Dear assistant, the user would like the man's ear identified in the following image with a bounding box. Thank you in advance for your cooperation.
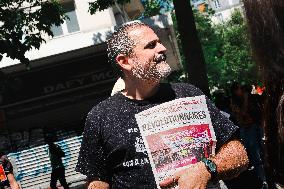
[116,54,132,71]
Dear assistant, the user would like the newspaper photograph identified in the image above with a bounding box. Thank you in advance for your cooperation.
[135,95,216,189]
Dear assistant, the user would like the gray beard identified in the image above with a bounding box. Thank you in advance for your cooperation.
[132,61,172,81]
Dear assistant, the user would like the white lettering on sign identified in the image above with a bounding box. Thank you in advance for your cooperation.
[43,78,85,94]
[91,70,113,82]
[43,70,114,94]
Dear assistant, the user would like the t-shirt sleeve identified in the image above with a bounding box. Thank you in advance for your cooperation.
[205,96,239,150]
[180,83,239,150]
[75,109,110,183]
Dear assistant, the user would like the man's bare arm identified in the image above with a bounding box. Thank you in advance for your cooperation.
[160,139,249,189]
[87,180,110,189]
[211,139,249,180]
[7,173,20,189]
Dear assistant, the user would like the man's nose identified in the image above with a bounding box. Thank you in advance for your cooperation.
[157,42,167,53]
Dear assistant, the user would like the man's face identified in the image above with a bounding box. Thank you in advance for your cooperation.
[127,26,171,82]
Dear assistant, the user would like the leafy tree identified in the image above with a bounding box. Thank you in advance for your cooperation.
[141,0,161,17]
[89,0,130,14]
[172,0,210,96]
[209,10,257,88]
[88,0,172,17]
[0,0,66,65]
[140,0,172,18]
[163,3,221,87]
[171,6,257,89]
[193,8,227,89]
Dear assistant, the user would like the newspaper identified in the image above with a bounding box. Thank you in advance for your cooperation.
[135,95,217,189]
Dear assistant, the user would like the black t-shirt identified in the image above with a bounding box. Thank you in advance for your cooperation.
[76,83,238,189]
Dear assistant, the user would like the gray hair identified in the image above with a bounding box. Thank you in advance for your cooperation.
[107,21,149,77]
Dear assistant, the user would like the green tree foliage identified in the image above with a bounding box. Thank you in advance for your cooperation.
[207,10,257,88]
[169,4,218,84]
[141,0,161,17]
[172,6,257,89]
[140,0,172,18]
[0,0,67,65]
[191,7,223,88]
[89,0,130,14]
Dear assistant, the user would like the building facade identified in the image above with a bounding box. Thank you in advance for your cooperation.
[0,0,181,188]
[190,0,243,23]
[207,0,243,23]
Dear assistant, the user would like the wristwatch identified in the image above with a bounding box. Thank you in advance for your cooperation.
[201,158,218,184]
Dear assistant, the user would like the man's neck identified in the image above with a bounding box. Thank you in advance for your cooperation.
[122,77,160,100]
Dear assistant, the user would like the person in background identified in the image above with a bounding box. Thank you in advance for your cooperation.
[46,135,70,189]
[0,152,20,189]
[212,89,231,119]
[243,0,284,188]
[230,83,267,189]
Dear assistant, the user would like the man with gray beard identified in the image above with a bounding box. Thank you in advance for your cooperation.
[76,22,248,189]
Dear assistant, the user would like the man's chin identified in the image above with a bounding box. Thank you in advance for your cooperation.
[146,70,171,83]
[139,75,164,84]
[132,62,171,82]
[157,63,172,79]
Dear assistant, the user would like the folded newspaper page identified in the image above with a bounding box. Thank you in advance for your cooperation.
[135,95,217,189]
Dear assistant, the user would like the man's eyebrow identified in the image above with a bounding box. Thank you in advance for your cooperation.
[144,39,160,49]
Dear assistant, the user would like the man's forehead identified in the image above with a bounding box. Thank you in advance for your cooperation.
[127,26,159,45]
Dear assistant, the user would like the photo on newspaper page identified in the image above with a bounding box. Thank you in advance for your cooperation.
[135,95,217,189]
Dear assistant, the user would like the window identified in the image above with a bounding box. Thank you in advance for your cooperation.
[51,1,80,37]
[213,0,221,8]
[50,24,63,36]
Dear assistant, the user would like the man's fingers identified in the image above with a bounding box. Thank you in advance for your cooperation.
[159,175,179,187]
[159,177,174,187]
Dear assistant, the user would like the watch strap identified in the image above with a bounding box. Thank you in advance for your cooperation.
[201,158,218,184]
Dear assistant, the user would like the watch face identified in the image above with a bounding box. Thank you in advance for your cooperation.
[208,161,217,172]
[203,158,217,173]
[202,158,218,183]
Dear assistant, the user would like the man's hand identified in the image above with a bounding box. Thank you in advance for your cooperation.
[159,139,248,189]
[159,162,211,189]
[87,180,110,189]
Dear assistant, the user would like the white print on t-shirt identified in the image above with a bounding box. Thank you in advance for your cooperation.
[135,136,147,155]
[123,157,150,167]
[127,127,139,133]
